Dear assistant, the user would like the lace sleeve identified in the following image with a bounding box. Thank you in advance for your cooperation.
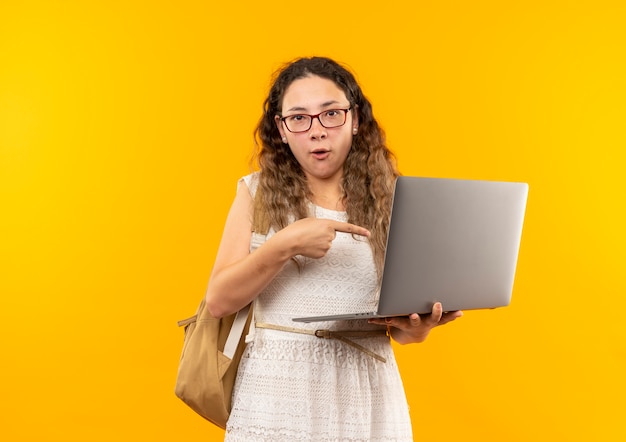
[240,172,259,199]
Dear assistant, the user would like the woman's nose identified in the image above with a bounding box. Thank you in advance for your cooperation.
[308,116,327,138]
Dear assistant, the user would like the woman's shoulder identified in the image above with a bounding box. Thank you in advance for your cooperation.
[239,171,260,198]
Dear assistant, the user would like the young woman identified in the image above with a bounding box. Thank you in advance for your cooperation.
[205,56,462,441]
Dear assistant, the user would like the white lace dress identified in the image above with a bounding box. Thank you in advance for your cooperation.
[225,173,413,441]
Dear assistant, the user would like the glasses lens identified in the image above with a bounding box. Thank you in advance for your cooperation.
[319,109,347,128]
[283,109,349,132]
[284,115,311,132]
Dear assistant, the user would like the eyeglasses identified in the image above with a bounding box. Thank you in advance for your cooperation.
[280,107,352,133]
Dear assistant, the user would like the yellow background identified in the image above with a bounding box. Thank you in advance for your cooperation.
[1,1,624,440]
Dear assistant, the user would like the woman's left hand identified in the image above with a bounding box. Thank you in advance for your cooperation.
[368,302,463,345]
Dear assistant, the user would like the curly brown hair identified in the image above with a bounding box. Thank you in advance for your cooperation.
[251,56,399,276]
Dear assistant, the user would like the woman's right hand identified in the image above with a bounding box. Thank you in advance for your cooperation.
[275,217,370,259]
[206,179,369,318]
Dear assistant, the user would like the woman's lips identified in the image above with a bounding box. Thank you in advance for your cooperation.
[311,149,330,160]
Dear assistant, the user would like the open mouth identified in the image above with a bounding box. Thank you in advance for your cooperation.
[311,149,330,160]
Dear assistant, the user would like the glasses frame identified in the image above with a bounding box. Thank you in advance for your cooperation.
[280,107,352,133]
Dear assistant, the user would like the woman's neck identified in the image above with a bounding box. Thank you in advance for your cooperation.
[307,176,345,211]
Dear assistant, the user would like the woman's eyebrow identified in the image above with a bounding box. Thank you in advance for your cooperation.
[285,106,308,113]
[285,100,342,113]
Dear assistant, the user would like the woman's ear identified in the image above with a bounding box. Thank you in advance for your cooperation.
[275,115,288,143]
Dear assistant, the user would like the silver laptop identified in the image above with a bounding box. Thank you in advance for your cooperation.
[292,176,529,323]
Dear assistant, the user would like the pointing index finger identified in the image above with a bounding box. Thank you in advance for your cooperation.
[331,221,370,237]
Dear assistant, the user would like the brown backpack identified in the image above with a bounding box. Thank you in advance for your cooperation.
[174,298,252,429]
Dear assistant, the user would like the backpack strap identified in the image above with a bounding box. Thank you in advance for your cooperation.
[223,303,251,359]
